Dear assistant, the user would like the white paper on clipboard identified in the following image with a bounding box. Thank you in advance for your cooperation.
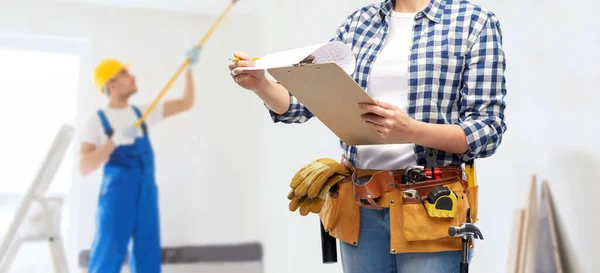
[240,41,356,75]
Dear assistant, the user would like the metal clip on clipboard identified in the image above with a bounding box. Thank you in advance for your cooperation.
[292,54,316,67]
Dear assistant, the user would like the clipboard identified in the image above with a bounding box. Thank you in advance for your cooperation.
[268,62,409,146]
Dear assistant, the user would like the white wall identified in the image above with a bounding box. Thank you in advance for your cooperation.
[471,0,598,271]
[0,0,264,272]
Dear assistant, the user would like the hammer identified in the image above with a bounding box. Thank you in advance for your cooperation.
[448,209,484,273]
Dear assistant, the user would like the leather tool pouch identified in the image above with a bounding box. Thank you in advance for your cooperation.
[319,178,360,245]
[352,171,397,210]
[395,176,470,242]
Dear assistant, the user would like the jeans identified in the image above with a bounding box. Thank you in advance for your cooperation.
[340,207,474,273]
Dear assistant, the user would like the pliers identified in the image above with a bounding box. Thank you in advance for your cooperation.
[402,166,431,184]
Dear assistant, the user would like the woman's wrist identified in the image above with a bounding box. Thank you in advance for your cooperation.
[406,119,428,144]
[408,121,469,154]
[252,77,275,95]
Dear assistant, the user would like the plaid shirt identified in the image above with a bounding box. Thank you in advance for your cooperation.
[268,0,507,167]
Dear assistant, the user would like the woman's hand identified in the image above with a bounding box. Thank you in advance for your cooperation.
[228,51,268,93]
[359,100,421,143]
[360,99,470,154]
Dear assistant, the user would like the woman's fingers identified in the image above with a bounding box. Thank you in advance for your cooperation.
[233,50,250,60]
[229,50,264,87]
[361,113,386,126]
[234,60,255,68]
[229,60,254,70]
[229,56,256,77]
[232,66,258,76]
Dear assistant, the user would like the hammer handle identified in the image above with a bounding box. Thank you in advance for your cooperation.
[320,220,337,263]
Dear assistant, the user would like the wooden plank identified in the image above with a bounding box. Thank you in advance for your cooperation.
[534,180,564,273]
[517,175,538,273]
[507,208,525,273]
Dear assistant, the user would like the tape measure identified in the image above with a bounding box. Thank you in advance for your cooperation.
[424,186,458,218]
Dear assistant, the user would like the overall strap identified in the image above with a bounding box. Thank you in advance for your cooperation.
[97,109,114,138]
[131,105,148,136]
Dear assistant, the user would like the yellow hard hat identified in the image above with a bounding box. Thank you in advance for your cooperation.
[93,58,130,94]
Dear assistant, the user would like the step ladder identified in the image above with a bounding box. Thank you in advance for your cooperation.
[0,123,74,273]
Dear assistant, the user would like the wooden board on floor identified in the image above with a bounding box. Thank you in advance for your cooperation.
[534,180,564,273]
[517,175,538,273]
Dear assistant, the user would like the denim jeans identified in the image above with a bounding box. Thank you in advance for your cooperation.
[340,207,474,273]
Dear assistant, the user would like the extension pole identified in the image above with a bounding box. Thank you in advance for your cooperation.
[135,0,240,128]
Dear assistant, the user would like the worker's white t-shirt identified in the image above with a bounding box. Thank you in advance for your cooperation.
[79,102,165,148]
[354,10,418,170]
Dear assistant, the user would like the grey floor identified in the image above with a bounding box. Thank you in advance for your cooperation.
[1,194,263,273]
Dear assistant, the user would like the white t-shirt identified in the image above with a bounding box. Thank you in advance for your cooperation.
[354,10,418,170]
[79,102,165,148]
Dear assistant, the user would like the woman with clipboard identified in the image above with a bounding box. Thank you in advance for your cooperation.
[229,0,507,272]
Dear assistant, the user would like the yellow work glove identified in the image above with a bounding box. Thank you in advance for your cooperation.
[289,158,350,199]
[288,174,345,216]
[288,174,346,216]
[287,157,349,216]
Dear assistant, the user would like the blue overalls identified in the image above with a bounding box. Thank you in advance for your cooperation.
[88,105,161,273]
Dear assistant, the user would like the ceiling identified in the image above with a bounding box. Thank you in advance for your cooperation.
[55,0,259,15]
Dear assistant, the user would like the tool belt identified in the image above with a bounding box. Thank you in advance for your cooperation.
[319,155,479,253]
[341,156,464,210]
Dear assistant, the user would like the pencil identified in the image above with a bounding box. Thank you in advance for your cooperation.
[230,57,260,61]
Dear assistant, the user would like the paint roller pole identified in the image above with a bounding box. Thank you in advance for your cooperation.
[320,220,337,263]
[134,0,240,128]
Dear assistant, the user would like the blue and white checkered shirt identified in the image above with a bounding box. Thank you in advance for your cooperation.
[268,0,507,167]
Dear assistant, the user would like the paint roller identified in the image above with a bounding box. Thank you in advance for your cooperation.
[134,0,240,128]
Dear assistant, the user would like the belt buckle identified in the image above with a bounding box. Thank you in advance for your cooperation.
[341,155,355,173]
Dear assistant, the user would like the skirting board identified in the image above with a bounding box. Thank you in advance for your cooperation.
[127,263,263,273]
[80,262,264,273]
[78,242,262,268]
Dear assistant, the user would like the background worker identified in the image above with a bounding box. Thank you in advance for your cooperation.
[77,46,201,273]
[228,0,507,272]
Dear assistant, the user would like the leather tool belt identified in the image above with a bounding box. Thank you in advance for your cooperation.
[340,156,463,210]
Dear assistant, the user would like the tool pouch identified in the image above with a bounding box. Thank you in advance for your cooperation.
[352,171,396,210]
[394,177,471,242]
[319,179,360,246]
